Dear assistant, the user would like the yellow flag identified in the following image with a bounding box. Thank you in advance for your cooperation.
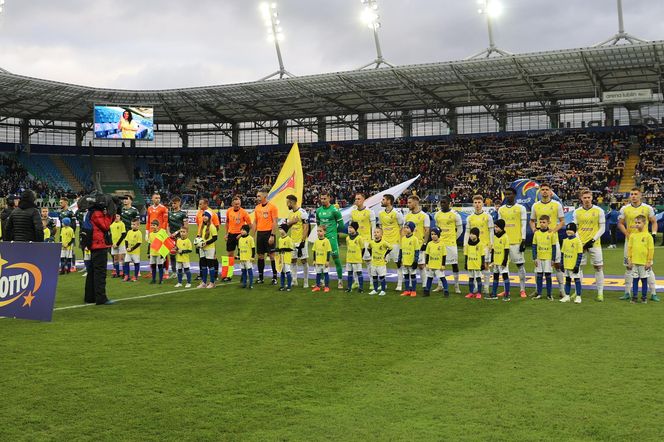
[266,142,304,218]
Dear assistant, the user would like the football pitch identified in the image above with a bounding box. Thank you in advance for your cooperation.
[2,226,664,441]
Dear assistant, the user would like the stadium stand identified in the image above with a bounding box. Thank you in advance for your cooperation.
[636,129,664,205]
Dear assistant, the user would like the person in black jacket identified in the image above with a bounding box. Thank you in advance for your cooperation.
[4,190,44,242]
[0,196,16,240]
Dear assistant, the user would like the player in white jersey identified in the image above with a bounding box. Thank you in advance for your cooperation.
[618,187,659,301]
[498,187,528,298]
[464,195,494,294]
[377,194,405,290]
[434,196,463,293]
[530,183,566,297]
[572,189,606,301]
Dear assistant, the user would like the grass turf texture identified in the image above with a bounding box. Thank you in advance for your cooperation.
[2,226,664,441]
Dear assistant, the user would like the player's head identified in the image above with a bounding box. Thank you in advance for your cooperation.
[150,219,160,232]
[381,194,394,208]
[430,227,441,241]
[279,223,289,237]
[256,187,269,204]
[59,197,68,209]
[131,218,140,230]
[41,207,49,218]
[317,224,326,238]
[170,196,181,210]
[472,194,483,212]
[469,227,480,242]
[286,194,297,210]
[180,225,188,237]
[319,191,331,207]
[348,221,359,236]
[202,211,212,226]
[404,221,415,236]
[440,196,451,211]
[151,193,160,206]
[407,195,420,211]
[232,196,242,209]
[124,194,133,207]
[579,189,593,208]
[241,224,251,236]
[539,183,552,200]
[630,187,642,205]
[565,222,577,237]
[198,198,209,210]
[494,199,502,208]
[504,188,516,204]
[354,193,366,208]
[634,215,647,230]
[538,214,550,230]
[62,217,71,227]
[373,226,383,241]
[494,219,506,234]
[122,109,133,123]
[114,213,121,222]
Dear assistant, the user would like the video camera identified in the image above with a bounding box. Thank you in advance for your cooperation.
[76,192,121,217]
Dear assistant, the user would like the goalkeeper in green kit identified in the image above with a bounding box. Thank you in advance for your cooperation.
[316,190,345,289]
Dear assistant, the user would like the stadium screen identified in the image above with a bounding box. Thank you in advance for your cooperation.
[94,105,154,141]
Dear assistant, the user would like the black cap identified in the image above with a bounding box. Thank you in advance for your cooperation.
[495,219,506,230]
[566,222,577,232]
[470,227,480,237]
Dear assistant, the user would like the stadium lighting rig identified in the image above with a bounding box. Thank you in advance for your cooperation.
[468,0,511,59]
[594,0,645,46]
[0,0,6,16]
[356,0,394,70]
[258,2,295,81]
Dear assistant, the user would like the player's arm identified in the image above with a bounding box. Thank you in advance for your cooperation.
[617,207,628,236]
[520,206,527,240]
[554,203,565,233]
[455,212,462,241]
[589,209,605,247]
[626,236,633,267]
[649,208,657,235]
[270,207,279,239]
[396,210,404,228]
[116,230,127,247]
[646,236,654,268]
[369,210,376,236]
[532,235,538,261]
[529,205,537,232]
[334,208,344,234]
[487,214,495,246]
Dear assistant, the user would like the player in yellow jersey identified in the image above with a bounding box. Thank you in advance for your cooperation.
[491,219,511,300]
[423,227,448,297]
[351,193,376,269]
[59,218,75,274]
[378,194,404,290]
[399,221,422,297]
[110,214,127,278]
[345,222,365,293]
[464,227,484,299]
[560,223,584,304]
[434,196,462,293]
[237,225,256,289]
[498,187,528,298]
[277,223,295,292]
[627,215,655,303]
[531,215,558,300]
[286,195,310,288]
[464,195,494,295]
[123,218,142,282]
[405,195,430,293]
[197,211,219,289]
[572,190,606,301]
[368,227,392,296]
[618,187,658,301]
[311,225,332,293]
[174,225,193,288]
[529,183,566,297]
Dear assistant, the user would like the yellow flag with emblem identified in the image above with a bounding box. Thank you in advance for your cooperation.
[265,142,304,219]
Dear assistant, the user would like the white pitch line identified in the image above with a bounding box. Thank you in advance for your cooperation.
[53,286,202,311]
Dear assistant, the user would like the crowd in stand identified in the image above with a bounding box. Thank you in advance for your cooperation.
[636,131,664,205]
[0,155,70,200]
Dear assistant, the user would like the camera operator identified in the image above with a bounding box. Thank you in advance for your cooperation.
[84,196,119,305]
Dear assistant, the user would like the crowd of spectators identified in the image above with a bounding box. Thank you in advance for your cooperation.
[635,130,664,205]
[0,155,70,201]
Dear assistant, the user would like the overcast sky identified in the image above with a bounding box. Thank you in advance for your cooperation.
[0,0,661,90]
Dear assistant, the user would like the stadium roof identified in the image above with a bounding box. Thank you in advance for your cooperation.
[0,41,662,125]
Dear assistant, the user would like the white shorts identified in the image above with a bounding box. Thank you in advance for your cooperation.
[427,268,446,279]
[292,241,309,260]
[564,269,583,279]
[346,263,363,272]
[418,250,426,266]
[404,266,418,276]
[371,265,387,277]
[282,263,292,273]
[239,260,253,270]
[149,255,164,265]
[315,264,328,273]
[386,244,400,263]
[581,246,603,266]
[111,244,127,255]
[535,259,553,274]
[199,248,216,259]
[491,264,509,275]
[175,262,190,271]
[484,246,492,263]
[468,269,483,279]
[445,245,458,265]
[509,244,525,265]
[631,265,653,279]
[60,249,73,259]
[124,254,141,264]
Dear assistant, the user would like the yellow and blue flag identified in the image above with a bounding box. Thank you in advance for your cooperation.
[266,142,304,218]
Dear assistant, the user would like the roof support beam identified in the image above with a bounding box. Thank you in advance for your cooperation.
[449,64,500,121]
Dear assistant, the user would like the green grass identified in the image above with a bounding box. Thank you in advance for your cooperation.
[1,227,663,441]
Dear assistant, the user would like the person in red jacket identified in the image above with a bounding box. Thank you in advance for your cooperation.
[85,207,116,305]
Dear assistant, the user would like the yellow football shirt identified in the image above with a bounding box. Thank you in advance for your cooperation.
[425,241,446,270]
[345,235,364,264]
[400,234,422,266]
[238,235,255,261]
[312,238,332,265]
[561,236,583,270]
[628,231,655,265]
[369,240,392,267]
[533,230,558,261]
